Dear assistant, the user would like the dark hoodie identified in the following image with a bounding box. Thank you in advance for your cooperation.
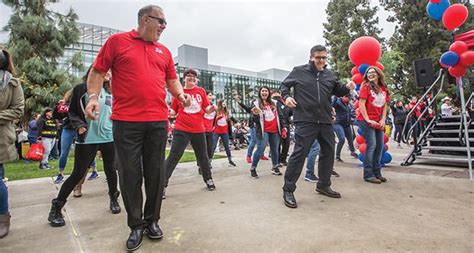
[36,109,58,139]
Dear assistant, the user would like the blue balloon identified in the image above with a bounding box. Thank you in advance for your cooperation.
[357,127,364,136]
[440,51,459,67]
[358,153,365,163]
[426,0,450,21]
[358,64,370,75]
[381,152,392,164]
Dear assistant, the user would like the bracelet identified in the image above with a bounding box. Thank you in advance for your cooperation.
[88,93,98,99]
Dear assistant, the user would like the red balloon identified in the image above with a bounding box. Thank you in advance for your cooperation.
[442,4,469,31]
[359,143,367,154]
[374,62,385,71]
[351,66,359,75]
[430,0,441,2]
[384,134,389,144]
[356,135,365,145]
[448,65,467,78]
[352,73,363,84]
[354,100,359,109]
[384,144,389,151]
[449,41,468,56]
[459,51,474,66]
[348,36,382,66]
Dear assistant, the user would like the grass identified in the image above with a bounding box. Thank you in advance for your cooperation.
[4,150,225,181]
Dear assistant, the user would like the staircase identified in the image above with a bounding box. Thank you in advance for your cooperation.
[400,70,473,180]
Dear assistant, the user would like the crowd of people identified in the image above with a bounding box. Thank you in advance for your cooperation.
[0,4,464,250]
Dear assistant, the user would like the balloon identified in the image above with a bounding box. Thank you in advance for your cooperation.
[430,0,441,3]
[374,62,385,71]
[358,64,370,75]
[358,153,365,163]
[384,134,389,144]
[383,144,389,152]
[381,152,392,164]
[449,41,468,56]
[351,66,359,75]
[359,143,367,154]
[459,51,474,66]
[426,0,450,21]
[357,127,363,136]
[442,4,468,31]
[354,100,359,109]
[448,65,467,78]
[439,60,450,69]
[352,73,363,84]
[439,51,459,67]
[356,135,365,145]
[348,36,381,66]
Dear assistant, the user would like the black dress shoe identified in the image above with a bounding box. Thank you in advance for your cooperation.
[376,176,387,183]
[126,227,144,251]
[316,186,341,198]
[146,222,164,239]
[331,170,340,177]
[283,191,297,208]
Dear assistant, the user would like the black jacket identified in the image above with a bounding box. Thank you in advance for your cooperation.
[332,97,352,126]
[237,100,255,128]
[68,83,89,142]
[280,62,350,124]
[273,95,292,126]
[390,104,408,125]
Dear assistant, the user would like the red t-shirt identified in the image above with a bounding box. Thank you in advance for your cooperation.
[356,84,390,121]
[262,105,278,133]
[170,86,210,133]
[214,114,228,134]
[203,111,216,133]
[93,30,177,122]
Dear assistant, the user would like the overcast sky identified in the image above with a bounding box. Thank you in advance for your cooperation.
[0,0,395,72]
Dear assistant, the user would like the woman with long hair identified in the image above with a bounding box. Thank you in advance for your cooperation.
[211,99,236,166]
[249,86,288,178]
[48,68,121,227]
[357,66,390,184]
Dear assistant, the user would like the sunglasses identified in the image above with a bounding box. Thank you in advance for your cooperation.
[313,56,327,60]
[148,15,167,26]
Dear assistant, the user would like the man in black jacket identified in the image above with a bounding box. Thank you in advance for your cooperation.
[280,45,355,208]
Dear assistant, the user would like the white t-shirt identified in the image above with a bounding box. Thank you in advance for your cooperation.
[441,103,453,117]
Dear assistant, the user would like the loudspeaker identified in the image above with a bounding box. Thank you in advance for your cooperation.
[413,58,435,88]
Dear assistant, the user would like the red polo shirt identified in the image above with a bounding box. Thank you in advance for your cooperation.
[170,86,210,133]
[93,30,177,122]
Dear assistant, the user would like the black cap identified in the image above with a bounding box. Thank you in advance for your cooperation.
[0,50,7,70]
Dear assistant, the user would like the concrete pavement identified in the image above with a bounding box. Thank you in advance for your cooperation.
[0,141,473,252]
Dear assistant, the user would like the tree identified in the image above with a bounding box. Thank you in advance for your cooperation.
[380,0,473,99]
[323,0,384,79]
[2,0,83,119]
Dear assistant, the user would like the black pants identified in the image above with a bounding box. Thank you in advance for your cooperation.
[113,120,167,229]
[205,132,213,160]
[279,134,290,163]
[57,142,117,202]
[394,123,404,144]
[166,130,212,186]
[283,123,335,192]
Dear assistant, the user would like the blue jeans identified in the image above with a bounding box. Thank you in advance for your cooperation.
[306,140,320,175]
[333,124,356,158]
[252,132,280,169]
[358,120,384,179]
[59,128,76,172]
[246,127,257,157]
[212,133,232,160]
[0,163,8,214]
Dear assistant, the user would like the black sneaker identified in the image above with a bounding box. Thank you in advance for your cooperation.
[271,167,282,175]
[304,174,319,182]
[205,179,216,191]
[229,160,236,167]
[335,157,344,162]
[331,170,340,177]
[250,169,259,179]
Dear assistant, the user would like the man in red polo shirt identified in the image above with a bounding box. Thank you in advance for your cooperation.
[85,5,190,251]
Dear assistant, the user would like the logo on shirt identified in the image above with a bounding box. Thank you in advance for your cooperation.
[183,94,203,114]
[155,48,163,54]
[264,106,275,121]
[204,111,216,120]
[370,90,386,108]
[217,117,227,127]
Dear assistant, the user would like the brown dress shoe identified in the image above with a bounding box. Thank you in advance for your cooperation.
[0,213,11,238]
[376,176,387,183]
[365,177,382,184]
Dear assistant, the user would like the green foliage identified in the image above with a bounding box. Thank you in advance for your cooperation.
[323,0,384,79]
[2,0,83,119]
[380,0,473,99]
